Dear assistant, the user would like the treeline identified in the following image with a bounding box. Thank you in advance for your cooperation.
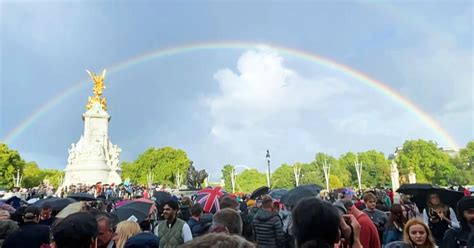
[1,140,472,191]
[0,143,64,189]
[221,140,474,192]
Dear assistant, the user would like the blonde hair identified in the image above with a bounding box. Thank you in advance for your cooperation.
[181,233,255,248]
[403,218,436,248]
[114,220,141,248]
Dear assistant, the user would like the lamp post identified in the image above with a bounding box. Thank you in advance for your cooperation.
[322,158,331,192]
[230,166,236,193]
[266,150,271,188]
[354,155,363,193]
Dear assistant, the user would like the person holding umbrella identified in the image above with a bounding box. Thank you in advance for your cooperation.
[422,192,459,245]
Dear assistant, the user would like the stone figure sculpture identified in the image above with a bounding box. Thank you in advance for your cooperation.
[186,161,208,190]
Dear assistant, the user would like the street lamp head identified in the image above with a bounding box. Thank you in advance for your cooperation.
[266,150,270,162]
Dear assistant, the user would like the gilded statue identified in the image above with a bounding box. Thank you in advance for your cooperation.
[86,69,108,110]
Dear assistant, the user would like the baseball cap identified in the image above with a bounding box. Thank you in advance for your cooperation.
[23,206,41,220]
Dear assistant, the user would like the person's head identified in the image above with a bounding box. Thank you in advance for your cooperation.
[292,198,341,247]
[220,196,239,210]
[388,204,406,227]
[0,210,10,220]
[52,212,98,248]
[41,203,53,220]
[113,221,141,248]
[363,193,377,211]
[212,208,243,235]
[124,232,160,248]
[180,232,255,248]
[96,214,114,248]
[427,193,440,206]
[23,205,41,223]
[162,200,179,221]
[190,204,203,218]
[403,219,435,248]
[456,196,474,230]
[261,195,273,210]
[181,196,192,206]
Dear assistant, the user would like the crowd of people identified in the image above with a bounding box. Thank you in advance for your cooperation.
[0,183,472,248]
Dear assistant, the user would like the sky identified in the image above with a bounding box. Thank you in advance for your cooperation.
[1,1,472,180]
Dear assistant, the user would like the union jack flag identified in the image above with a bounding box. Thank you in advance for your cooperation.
[196,186,225,213]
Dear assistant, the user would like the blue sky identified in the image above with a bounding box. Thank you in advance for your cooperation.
[1,1,472,180]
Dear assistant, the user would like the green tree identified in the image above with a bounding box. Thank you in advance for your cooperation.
[22,162,44,188]
[221,164,234,192]
[122,147,191,185]
[357,150,391,187]
[271,163,295,189]
[450,141,474,185]
[329,174,343,188]
[0,143,25,189]
[314,153,351,188]
[299,162,324,186]
[396,140,454,185]
[42,169,65,188]
[236,169,266,193]
[338,152,358,187]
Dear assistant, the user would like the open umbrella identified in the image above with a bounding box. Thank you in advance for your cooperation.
[397,183,464,210]
[152,191,172,205]
[134,198,156,215]
[33,197,76,212]
[281,184,322,207]
[250,186,270,200]
[68,193,96,201]
[56,202,83,219]
[196,186,225,213]
[268,189,288,201]
[112,201,153,222]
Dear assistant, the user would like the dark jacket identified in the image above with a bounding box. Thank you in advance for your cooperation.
[443,227,474,248]
[0,220,19,247]
[252,209,286,248]
[187,217,209,238]
[2,222,50,248]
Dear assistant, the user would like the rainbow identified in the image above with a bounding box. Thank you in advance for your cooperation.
[1,41,460,149]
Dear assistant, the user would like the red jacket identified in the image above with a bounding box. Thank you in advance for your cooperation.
[356,212,381,248]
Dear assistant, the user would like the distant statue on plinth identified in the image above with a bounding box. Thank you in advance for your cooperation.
[186,161,208,190]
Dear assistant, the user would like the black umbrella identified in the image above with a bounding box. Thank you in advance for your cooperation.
[250,186,270,199]
[33,197,76,212]
[268,189,288,200]
[397,183,464,210]
[152,191,172,205]
[112,201,153,222]
[67,193,96,201]
[281,184,322,206]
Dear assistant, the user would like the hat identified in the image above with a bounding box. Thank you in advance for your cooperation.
[52,212,98,247]
[125,232,160,248]
[247,199,256,207]
[23,206,41,220]
[457,196,474,213]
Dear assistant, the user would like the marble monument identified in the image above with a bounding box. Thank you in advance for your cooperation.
[63,69,122,186]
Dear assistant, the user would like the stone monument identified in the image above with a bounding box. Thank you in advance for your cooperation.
[63,69,122,186]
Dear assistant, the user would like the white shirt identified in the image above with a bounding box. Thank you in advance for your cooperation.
[422,207,460,228]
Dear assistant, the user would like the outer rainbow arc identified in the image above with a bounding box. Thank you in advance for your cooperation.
[1,41,460,150]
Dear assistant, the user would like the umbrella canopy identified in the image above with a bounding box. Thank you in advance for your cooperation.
[281,184,322,207]
[196,186,225,213]
[33,197,76,212]
[112,201,153,222]
[397,183,464,210]
[152,191,172,205]
[250,186,270,200]
[134,198,156,215]
[27,198,39,204]
[268,189,288,200]
[56,202,83,219]
[67,193,96,201]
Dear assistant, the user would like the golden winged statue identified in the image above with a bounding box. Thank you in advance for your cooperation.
[86,69,108,110]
